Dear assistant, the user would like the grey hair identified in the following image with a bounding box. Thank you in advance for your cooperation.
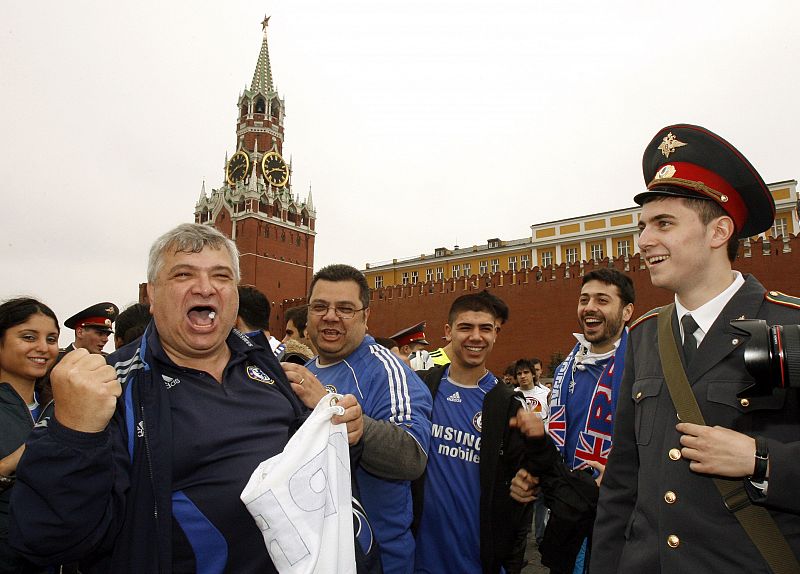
[147,223,240,283]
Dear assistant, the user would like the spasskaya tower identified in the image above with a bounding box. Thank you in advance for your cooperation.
[194,16,316,331]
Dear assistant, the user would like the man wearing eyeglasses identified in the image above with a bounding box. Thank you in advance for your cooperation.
[282,264,433,574]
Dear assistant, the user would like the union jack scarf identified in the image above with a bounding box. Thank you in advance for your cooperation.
[547,329,628,470]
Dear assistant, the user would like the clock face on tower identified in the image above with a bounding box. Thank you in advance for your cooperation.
[226,151,250,185]
[262,151,289,187]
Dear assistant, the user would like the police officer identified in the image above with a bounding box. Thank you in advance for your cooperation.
[390,321,430,362]
[63,302,119,355]
[592,124,800,572]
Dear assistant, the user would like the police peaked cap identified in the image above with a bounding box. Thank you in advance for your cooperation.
[390,321,430,347]
[636,124,775,237]
[64,302,120,332]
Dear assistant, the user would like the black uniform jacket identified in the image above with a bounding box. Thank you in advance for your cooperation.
[592,275,800,573]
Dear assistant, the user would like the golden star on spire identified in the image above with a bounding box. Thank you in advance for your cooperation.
[261,15,270,32]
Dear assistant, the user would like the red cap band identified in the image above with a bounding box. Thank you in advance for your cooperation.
[78,317,113,329]
[395,332,428,347]
[649,161,748,232]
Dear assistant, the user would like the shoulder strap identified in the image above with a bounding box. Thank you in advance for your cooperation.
[657,304,800,573]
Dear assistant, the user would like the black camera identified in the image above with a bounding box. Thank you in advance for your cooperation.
[732,319,800,397]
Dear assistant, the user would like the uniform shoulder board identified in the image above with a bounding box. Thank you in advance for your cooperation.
[629,307,662,330]
[764,290,800,309]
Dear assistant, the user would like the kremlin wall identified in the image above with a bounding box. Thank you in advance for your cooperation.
[284,235,800,374]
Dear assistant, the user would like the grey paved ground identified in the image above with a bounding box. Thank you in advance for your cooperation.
[521,537,548,573]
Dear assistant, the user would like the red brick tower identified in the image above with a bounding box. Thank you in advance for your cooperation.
[195,17,316,330]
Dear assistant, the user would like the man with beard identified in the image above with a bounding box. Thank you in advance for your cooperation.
[510,267,634,573]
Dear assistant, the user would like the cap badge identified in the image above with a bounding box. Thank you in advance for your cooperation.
[655,165,677,180]
[105,306,115,314]
[658,132,687,158]
[104,319,112,327]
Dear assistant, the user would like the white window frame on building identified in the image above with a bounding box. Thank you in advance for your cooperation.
[426,268,433,282]
[617,239,630,257]
[402,272,409,285]
[491,258,500,273]
[508,256,517,271]
[435,247,447,257]
[411,270,419,284]
[374,275,383,289]
[436,266,444,280]
[772,216,788,238]
[463,262,471,276]
[479,260,488,274]
[541,251,553,268]
[566,247,578,264]
[452,264,461,278]
[521,254,530,269]
[590,243,604,261]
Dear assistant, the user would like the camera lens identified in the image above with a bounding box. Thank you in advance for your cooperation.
[735,319,800,394]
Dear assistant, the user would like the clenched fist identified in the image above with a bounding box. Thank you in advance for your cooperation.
[52,349,121,433]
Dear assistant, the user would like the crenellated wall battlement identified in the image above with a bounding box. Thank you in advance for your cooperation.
[347,234,800,373]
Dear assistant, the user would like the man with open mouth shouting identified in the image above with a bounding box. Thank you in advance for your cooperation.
[10,223,365,573]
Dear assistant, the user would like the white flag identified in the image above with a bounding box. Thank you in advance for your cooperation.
[241,394,356,574]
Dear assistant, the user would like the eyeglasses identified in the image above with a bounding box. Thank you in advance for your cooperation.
[307,302,367,319]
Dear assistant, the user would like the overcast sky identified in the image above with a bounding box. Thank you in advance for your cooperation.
[2,1,798,348]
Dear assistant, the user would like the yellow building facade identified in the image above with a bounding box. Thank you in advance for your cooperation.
[363,180,798,288]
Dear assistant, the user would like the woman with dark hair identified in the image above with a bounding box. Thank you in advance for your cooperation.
[0,297,59,573]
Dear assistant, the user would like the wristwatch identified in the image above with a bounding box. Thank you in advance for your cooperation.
[0,474,15,492]
[751,435,769,483]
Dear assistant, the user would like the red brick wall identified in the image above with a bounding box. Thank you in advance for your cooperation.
[355,236,800,375]
[235,217,314,333]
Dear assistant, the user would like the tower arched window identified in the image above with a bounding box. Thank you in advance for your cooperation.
[301,209,309,226]
[254,97,266,115]
[270,97,281,120]
[240,103,248,118]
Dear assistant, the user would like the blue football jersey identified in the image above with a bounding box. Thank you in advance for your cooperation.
[306,336,432,574]
[414,368,497,573]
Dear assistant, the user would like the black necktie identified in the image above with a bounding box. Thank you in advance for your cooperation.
[681,314,700,366]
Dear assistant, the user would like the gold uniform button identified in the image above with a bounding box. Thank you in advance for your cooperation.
[740,398,750,408]
[667,534,680,548]
[636,391,643,400]
[664,491,677,504]
[669,448,681,461]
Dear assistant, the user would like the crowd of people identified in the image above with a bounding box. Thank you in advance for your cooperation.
[2,123,799,574]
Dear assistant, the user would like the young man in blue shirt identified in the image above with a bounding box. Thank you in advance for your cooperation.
[414,291,530,573]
